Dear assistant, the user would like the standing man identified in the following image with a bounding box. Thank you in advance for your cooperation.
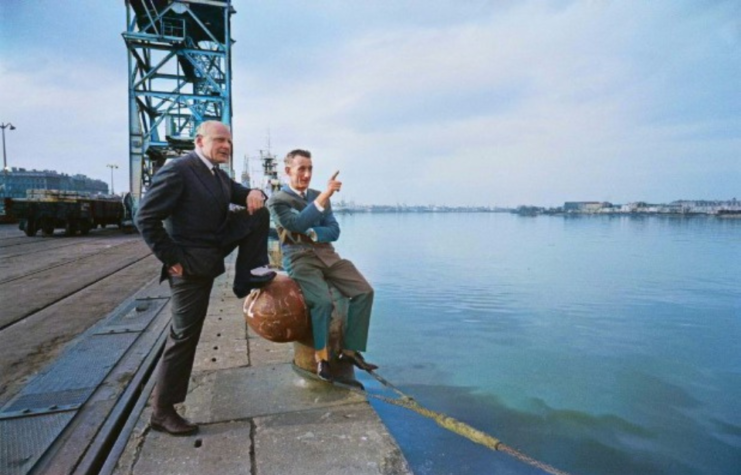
[267,149,377,381]
[136,120,275,435]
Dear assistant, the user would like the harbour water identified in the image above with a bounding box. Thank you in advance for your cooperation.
[334,212,740,475]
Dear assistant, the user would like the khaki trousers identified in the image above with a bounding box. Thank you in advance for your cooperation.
[285,248,373,352]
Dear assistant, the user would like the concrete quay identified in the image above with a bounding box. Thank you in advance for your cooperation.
[110,262,412,475]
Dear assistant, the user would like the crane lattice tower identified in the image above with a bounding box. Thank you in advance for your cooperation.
[123,0,234,209]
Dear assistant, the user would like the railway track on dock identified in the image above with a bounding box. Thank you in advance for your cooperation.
[0,238,154,330]
[0,225,162,404]
[0,238,145,286]
[0,224,174,475]
[0,232,123,257]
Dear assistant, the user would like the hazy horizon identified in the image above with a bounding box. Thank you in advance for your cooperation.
[1,1,739,207]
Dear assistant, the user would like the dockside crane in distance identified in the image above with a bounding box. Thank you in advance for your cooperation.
[122,0,235,225]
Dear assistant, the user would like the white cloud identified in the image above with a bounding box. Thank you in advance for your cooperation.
[2,1,738,204]
[0,57,129,187]
[231,1,740,206]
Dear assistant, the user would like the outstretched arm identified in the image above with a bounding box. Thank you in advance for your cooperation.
[315,170,341,209]
[268,195,323,233]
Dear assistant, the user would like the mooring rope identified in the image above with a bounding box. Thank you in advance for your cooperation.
[333,369,574,475]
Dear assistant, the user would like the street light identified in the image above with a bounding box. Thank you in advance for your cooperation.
[106,163,119,194]
[1,122,16,173]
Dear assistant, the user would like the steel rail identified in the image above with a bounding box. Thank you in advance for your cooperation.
[73,322,168,475]
[0,253,154,332]
[0,239,144,285]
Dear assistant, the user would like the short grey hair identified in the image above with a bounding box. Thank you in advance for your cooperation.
[284,149,312,166]
[195,120,230,140]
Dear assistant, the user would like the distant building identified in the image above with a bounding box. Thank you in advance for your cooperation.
[671,199,741,214]
[563,201,612,213]
[0,168,108,199]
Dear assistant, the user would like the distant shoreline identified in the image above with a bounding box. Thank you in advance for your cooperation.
[333,207,741,218]
[332,199,739,217]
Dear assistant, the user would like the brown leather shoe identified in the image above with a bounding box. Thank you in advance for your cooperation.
[150,407,199,436]
[339,351,378,372]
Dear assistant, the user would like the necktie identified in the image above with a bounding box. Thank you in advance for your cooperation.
[212,167,223,195]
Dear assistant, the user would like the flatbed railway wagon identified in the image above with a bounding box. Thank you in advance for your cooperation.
[91,197,125,229]
[14,190,124,237]
[0,197,16,224]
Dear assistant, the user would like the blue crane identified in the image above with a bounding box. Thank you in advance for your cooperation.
[122,0,234,219]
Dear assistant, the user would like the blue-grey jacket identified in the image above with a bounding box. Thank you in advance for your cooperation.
[267,185,341,265]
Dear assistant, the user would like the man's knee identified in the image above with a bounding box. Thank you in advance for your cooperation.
[230,207,268,224]
[243,207,270,231]
[308,295,334,315]
[256,207,270,228]
[352,286,374,303]
[226,208,270,246]
[168,316,205,342]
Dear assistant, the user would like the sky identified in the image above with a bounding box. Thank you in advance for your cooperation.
[1,0,739,207]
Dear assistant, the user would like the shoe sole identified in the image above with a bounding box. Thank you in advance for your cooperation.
[340,355,378,372]
[150,421,199,436]
[355,362,378,371]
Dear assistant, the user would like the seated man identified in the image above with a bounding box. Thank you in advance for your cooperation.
[267,149,377,381]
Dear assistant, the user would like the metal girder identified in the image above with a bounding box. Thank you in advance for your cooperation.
[123,0,233,209]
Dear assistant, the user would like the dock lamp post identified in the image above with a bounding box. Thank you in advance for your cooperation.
[106,163,119,195]
[1,122,16,174]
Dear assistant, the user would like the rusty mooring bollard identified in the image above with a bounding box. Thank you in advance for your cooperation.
[243,273,359,384]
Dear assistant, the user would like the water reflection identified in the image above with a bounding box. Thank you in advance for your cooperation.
[337,213,741,475]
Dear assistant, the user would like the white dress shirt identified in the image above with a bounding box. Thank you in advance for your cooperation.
[195,148,217,174]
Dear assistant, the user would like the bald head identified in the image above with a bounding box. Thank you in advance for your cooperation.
[195,121,232,164]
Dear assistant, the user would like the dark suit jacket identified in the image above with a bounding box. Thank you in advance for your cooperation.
[136,152,251,281]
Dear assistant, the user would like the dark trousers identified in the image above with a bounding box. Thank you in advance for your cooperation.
[152,208,270,407]
[223,208,271,298]
[152,275,213,407]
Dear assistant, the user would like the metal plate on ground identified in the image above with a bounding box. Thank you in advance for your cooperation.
[0,388,89,416]
[96,297,168,334]
[0,412,75,475]
[2,332,138,411]
[0,298,162,475]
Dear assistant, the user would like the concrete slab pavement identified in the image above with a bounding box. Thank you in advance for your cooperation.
[111,263,412,475]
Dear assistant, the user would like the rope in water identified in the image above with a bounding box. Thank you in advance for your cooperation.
[334,369,574,475]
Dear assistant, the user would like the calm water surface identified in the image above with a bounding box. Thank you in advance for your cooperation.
[334,213,740,475]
